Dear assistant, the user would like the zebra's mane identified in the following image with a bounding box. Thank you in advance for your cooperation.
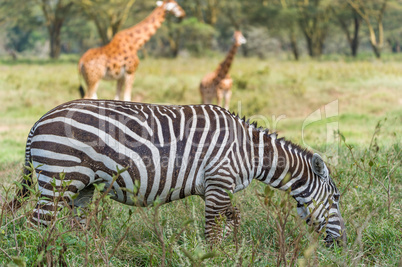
[230,111,313,160]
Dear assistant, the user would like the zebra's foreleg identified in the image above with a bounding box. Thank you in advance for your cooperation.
[204,187,238,244]
[223,206,241,237]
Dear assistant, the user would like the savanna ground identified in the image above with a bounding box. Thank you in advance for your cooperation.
[0,55,401,266]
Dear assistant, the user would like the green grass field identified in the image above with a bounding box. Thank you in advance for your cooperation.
[0,56,401,266]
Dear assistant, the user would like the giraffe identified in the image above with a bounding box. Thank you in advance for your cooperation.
[199,31,246,110]
[78,0,185,101]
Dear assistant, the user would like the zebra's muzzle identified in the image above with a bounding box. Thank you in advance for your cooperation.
[324,215,347,247]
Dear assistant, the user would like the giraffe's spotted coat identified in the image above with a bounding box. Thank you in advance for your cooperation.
[199,31,246,110]
[78,0,185,101]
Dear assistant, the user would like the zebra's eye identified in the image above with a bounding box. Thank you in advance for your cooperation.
[333,194,340,202]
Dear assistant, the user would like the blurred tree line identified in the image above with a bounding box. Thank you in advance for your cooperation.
[0,0,401,60]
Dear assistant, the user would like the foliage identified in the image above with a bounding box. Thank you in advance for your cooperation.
[178,17,216,56]
[0,138,400,265]
[75,0,137,45]
[1,0,402,58]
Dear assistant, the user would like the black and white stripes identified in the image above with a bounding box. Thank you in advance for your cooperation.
[19,99,346,244]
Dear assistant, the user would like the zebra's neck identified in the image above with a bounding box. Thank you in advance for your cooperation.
[253,131,311,196]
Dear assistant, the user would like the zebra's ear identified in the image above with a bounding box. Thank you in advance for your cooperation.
[312,153,329,181]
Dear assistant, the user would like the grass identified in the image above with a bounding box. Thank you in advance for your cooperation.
[0,56,401,266]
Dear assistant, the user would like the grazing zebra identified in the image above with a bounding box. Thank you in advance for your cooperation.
[9,99,346,245]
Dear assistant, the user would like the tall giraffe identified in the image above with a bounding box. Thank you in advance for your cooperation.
[78,0,185,101]
[199,31,246,110]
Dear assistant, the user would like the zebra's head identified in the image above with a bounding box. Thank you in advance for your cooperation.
[295,153,347,247]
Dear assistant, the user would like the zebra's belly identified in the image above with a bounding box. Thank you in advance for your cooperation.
[99,170,205,207]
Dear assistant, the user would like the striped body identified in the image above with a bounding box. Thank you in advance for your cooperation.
[22,99,346,244]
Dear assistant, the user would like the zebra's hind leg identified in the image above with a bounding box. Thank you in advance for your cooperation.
[31,187,95,227]
[68,184,96,227]
[204,187,241,244]
[31,177,94,227]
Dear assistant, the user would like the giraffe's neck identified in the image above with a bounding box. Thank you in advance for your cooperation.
[124,5,167,50]
[251,130,311,197]
[212,43,239,85]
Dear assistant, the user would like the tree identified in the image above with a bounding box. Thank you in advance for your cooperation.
[181,0,221,26]
[296,0,332,58]
[273,1,301,60]
[257,0,330,59]
[38,0,74,59]
[0,0,44,58]
[348,0,388,58]
[76,0,136,45]
[384,0,402,53]
[331,1,362,57]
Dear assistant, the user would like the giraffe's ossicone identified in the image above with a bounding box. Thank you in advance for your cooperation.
[78,0,185,101]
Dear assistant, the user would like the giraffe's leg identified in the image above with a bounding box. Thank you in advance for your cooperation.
[200,85,215,105]
[223,90,232,110]
[216,89,224,108]
[81,63,103,100]
[204,186,240,244]
[203,96,213,105]
[123,73,135,101]
[200,86,206,104]
[115,77,125,100]
[85,80,100,99]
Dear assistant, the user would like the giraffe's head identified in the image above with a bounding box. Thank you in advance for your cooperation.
[294,153,347,247]
[233,31,247,46]
[156,0,186,19]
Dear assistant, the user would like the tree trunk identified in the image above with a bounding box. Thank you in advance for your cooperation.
[167,21,181,58]
[351,12,360,57]
[40,0,73,59]
[194,0,204,23]
[49,19,63,59]
[206,0,218,26]
[305,34,314,57]
[371,44,381,58]
[93,18,109,45]
[304,33,323,58]
[289,31,299,60]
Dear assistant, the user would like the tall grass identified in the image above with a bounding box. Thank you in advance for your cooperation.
[0,130,400,266]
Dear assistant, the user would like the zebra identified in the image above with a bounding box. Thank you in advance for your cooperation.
[9,99,347,245]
